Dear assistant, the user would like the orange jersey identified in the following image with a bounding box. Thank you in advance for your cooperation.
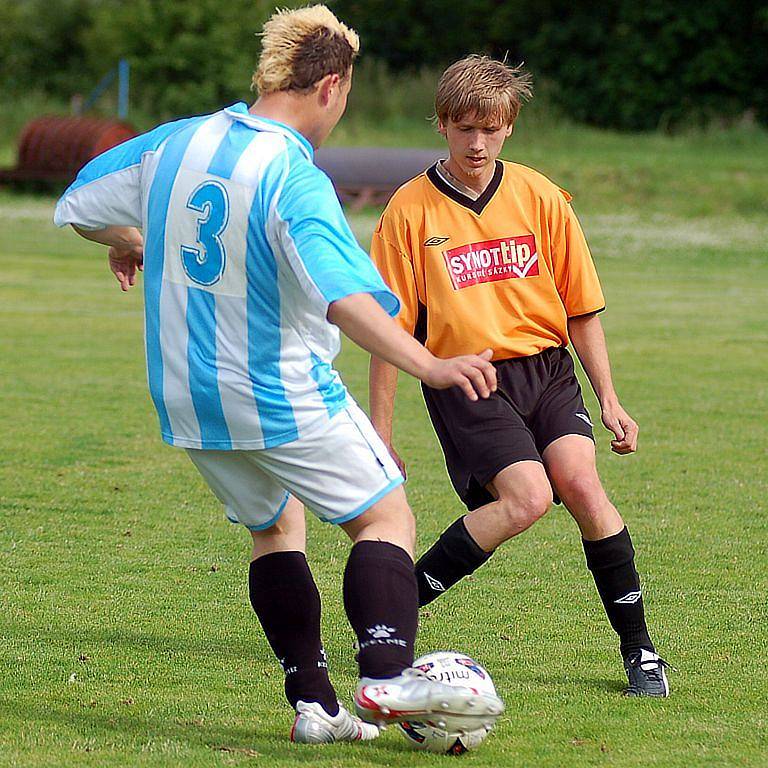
[370,160,605,360]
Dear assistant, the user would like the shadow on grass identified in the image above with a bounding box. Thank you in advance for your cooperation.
[27,624,267,664]
[0,696,420,762]
[530,675,625,694]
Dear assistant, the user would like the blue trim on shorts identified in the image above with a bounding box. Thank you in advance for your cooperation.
[227,492,291,532]
[324,476,404,526]
[248,492,291,531]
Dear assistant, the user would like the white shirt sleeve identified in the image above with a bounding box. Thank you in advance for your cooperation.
[53,115,199,230]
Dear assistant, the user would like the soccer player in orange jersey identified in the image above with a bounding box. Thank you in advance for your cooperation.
[369,55,670,697]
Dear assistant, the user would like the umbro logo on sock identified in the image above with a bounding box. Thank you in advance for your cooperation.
[424,573,445,592]
[614,590,642,604]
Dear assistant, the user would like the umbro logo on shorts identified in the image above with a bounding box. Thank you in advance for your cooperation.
[575,412,593,427]
[424,572,445,592]
[424,236,450,246]
[614,590,642,604]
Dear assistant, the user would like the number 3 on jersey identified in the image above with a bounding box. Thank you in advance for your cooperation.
[181,181,229,286]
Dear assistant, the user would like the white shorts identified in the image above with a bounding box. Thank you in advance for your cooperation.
[186,403,404,531]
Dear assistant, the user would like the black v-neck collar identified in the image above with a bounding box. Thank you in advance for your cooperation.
[426,160,503,215]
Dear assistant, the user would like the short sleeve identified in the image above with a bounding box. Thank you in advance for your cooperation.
[370,210,419,335]
[268,151,399,318]
[53,115,200,230]
[550,191,605,317]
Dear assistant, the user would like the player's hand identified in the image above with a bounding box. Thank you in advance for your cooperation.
[423,349,497,401]
[385,442,407,480]
[602,402,638,454]
[108,244,144,291]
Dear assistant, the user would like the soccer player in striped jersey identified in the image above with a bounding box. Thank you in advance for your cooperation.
[54,7,503,745]
[369,55,670,698]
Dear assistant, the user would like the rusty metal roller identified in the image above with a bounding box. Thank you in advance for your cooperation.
[2,116,137,182]
[315,147,444,208]
[1,116,440,205]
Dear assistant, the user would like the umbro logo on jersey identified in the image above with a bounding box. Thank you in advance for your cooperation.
[424,572,445,592]
[614,590,642,604]
[424,236,450,246]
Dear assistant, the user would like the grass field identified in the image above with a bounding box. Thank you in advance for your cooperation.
[1,124,767,768]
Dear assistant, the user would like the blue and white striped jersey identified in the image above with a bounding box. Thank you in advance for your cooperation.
[55,103,399,449]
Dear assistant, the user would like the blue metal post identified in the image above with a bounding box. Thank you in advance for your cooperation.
[118,59,130,120]
[82,68,116,113]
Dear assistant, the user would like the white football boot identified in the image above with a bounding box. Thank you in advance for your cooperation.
[290,701,381,744]
[354,668,505,732]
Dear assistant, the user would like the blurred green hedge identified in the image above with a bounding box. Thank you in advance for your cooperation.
[333,0,768,130]
[1,0,766,130]
[0,0,291,121]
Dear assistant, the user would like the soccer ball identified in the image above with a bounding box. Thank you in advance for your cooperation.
[397,651,498,755]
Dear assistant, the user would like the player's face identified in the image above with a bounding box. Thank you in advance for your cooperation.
[439,114,513,182]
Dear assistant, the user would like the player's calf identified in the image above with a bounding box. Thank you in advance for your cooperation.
[415,465,551,606]
[338,492,504,729]
[248,551,340,716]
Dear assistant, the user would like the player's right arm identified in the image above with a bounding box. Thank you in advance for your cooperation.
[269,155,496,402]
[327,292,496,402]
[368,355,403,472]
[366,212,420,464]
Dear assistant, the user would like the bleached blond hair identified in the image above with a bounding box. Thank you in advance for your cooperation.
[436,55,533,127]
[253,5,360,94]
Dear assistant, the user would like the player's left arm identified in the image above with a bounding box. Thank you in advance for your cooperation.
[55,115,200,291]
[71,226,144,291]
[550,189,637,454]
[56,136,147,292]
[568,312,638,455]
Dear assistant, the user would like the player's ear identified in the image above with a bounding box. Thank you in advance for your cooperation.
[437,119,447,137]
[317,73,341,106]
[505,123,514,138]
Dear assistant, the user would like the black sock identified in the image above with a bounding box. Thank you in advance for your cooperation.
[415,517,493,606]
[248,552,338,715]
[343,541,417,679]
[582,526,654,657]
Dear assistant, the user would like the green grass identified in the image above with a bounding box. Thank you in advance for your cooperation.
[1,126,767,768]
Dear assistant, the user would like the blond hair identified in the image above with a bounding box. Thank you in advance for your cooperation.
[253,5,360,94]
[435,55,533,127]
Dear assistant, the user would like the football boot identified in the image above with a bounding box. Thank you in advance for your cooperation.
[623,649,671,697]
[354,667,504,731]
[290,701,381,744]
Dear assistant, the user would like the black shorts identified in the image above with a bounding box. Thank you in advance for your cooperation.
[422,346,594,511]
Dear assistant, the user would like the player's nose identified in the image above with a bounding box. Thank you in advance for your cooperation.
[468,132,485,151]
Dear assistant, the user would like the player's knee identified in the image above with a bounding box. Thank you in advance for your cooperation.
[521,485,554,525]
[498,483,552,534]
[557,473,606,514]
[378,496,416,546]
[343,485,416,554]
